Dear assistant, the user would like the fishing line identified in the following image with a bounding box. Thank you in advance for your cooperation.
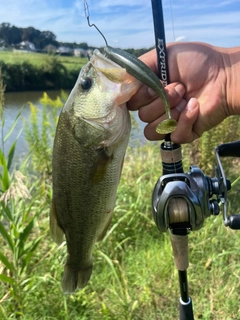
[169,0,176,41]
[166,0,177,173]
[84,0,109,46]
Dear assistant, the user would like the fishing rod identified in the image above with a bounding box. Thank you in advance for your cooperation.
[151,1,194,319]
[150,1,240,319]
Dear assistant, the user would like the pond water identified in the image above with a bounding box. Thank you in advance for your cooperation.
[2,90,147,167]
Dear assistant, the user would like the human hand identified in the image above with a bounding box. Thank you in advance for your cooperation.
[128,42,232,144]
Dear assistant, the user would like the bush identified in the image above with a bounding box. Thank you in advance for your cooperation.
[0,55,80,91]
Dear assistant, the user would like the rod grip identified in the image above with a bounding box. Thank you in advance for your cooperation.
[170,234,189,270]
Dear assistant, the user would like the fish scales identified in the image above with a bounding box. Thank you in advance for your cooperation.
[52,113,127,291]
[50,49,141,293]
[51,46,173,294]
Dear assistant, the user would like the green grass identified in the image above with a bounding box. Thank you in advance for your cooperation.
[0,51,87,91]
[0,51,87,70]
[0,90,240,319]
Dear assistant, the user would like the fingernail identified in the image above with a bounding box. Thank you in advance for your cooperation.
[175,99,186,112]
[186,98,199,111]
[174,83,185,97]
[147,87,157,97]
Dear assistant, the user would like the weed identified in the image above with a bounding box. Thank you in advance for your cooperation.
[0,74,43,316]
[0,89,240,319]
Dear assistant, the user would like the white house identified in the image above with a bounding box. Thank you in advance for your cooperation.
[18,41,36,51]
[56,46,73,55]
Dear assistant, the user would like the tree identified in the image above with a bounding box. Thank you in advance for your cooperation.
[38,31,57,49]
[22,27,41,42]
[0,23,12,46]
[79,42,89,50]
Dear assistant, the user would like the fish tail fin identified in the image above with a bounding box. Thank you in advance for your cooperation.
[61,263,93,294]
[50,199,64,245]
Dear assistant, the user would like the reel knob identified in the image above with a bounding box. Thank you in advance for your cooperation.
[226,214,240,230]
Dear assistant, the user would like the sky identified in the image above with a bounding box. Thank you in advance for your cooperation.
[1,0,240,49]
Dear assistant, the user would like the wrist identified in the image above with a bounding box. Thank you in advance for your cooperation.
[222,47,240,116]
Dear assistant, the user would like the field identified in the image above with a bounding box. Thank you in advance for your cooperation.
[0,50,87,91]
[0,75,240,319]
[0,50,87,70]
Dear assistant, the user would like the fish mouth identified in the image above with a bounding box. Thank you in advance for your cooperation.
[92,49,121,68]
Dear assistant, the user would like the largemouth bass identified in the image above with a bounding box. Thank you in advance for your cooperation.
[50,45,174,294]
[50,49,142,293]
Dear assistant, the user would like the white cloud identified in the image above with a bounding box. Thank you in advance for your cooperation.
[0,0,240,48]
[98,0,150,8]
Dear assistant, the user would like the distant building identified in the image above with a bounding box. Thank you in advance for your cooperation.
[74,48,87,57]
[74,48,93,58]
[18,41,36,51]
[44,44,57,53]
[56,46,73,56]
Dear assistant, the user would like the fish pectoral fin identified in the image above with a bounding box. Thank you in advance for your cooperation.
[97,212,113,241]
[50,199,65,245]
[74,118,109,148]
[90,147,113,184]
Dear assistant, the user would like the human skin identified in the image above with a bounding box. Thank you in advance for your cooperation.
[128,42,240,144]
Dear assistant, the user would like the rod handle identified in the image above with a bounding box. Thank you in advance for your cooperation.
[170,234,189,270]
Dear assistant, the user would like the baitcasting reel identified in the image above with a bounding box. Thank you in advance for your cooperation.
[152,140,240,235]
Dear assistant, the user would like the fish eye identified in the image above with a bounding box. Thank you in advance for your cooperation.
[80,77,92,91]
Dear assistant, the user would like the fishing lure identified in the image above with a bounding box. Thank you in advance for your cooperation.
[84,0,177,135]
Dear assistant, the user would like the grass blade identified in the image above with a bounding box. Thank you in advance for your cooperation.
[0,274,15,286]
[19,219,34,250]
[0,149,10,191]
[6,140,17,171]
[0,251,15,273]
[1,202,13,221]
[0,221,14,251]
[3,107,23,143]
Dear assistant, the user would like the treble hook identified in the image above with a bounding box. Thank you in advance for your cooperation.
[84,0,109,46]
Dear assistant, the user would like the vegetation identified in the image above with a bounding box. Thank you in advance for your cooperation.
[0,52,87,91]
[0,51,87,69]
[0,73,240,319]
[0,22,152,56]
[0,22,152,92]
[0,22,78,51]
[0,49,150,92]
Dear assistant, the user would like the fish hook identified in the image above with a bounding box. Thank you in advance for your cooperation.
[84,0,109,47]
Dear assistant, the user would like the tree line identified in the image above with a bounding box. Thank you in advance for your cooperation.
[0,22,93,51]
[0,22,152,56]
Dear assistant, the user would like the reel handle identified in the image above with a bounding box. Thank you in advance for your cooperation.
[226,214,240,230]
[217,140,240,157]
[215,141,240,229]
